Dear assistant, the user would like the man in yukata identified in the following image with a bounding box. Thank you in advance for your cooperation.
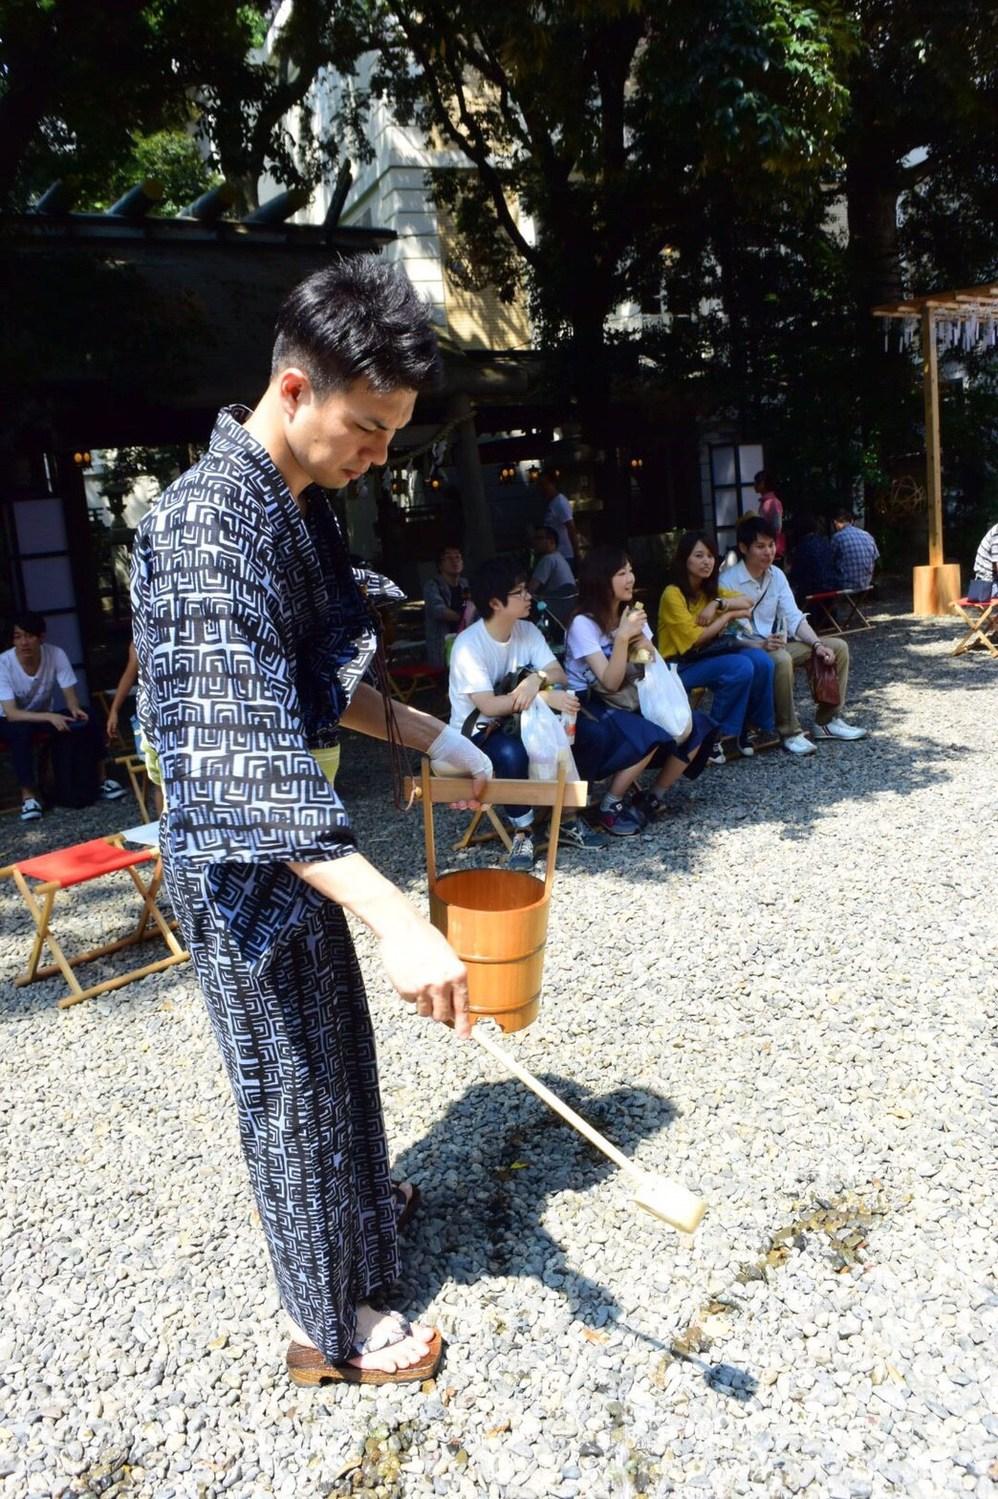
[132,255,492,1386]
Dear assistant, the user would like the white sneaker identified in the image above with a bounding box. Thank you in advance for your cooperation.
[782,733,816,756]
[20,797,43,822]
[812,717,867,742]
[99,778,127,800]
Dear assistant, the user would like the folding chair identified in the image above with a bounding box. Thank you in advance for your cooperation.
[1,832,188,1009]
[387,661,447,703]
[115,751,152,818]
[804,588,874,635]
[950,596,998,658]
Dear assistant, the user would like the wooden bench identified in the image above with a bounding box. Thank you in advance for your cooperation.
[804,588,874,635]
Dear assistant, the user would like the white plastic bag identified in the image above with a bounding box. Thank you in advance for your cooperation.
[637,652,692,741]
[520,694,574,780]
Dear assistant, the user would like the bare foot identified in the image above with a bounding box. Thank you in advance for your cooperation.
[347,1305,435,1375]
[287,1303,435,1376]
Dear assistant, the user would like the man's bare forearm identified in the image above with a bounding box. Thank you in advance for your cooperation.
[340,681,442,753]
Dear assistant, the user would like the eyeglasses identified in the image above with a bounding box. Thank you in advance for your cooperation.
[507,586,531,598]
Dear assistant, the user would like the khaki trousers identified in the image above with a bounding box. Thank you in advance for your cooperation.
[771,637,850,738]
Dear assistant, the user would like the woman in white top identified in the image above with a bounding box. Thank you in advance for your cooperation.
[565,547,717,834]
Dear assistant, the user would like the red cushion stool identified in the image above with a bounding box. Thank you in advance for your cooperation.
[2,834,189,1009]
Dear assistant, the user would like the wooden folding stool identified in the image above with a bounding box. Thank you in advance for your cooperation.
[387,661,447,704]
[950,597,998,658]
[805,588,874,635]
[1,833,189,1009]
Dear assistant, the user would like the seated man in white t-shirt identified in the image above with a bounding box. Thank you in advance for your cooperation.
[448,558,601,870]
[0,611,125,820]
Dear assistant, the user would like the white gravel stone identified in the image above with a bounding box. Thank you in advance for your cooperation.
[1,598,996,1497]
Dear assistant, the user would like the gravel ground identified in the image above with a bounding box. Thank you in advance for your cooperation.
[1,595,996,1499]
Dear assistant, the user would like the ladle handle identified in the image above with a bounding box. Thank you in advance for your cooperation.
[473,1024,634,1179]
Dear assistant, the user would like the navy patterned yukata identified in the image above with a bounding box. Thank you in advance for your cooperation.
[131,407,398,1362]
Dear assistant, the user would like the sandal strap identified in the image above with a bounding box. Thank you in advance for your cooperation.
[353,1309,411,1357]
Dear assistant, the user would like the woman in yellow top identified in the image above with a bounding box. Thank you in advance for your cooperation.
[657,532,776,762]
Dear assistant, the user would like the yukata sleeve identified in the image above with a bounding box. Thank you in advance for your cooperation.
[134,501,358,964]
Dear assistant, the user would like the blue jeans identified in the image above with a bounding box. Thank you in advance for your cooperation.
[472,727,531,824]
[0,717,105,789]
[677,650,775,739]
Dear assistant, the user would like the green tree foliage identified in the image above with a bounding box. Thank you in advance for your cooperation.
[0,0,367,213]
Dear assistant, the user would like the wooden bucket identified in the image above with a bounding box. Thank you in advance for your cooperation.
[419,759,582,1032]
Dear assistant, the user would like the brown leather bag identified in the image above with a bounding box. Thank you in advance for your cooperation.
[807,649,840,707]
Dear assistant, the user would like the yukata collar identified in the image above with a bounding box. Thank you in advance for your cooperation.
[212,404,330,613]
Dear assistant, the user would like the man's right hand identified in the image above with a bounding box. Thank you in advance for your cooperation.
[47,713,73,732]
[380,916,471,1038]
[510,673,543,712]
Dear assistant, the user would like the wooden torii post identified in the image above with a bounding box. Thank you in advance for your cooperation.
[873,282,998,616]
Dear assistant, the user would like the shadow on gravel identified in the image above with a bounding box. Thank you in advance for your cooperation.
[391,1075,679,1330]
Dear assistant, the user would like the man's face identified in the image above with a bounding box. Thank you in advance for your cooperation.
[491,580,531,625]
[740,533,776,575]
[12,626,42,664]
[533,531,553,554]
[284,374,416,490]
[440,549,463,578]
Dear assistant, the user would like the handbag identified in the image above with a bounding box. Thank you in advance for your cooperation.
[680,634,750,663]
[967,576,998,603]
[807,649,840,707]
[590,657,642,711]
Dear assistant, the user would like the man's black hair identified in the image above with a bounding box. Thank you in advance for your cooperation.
[12,611,46,637]
[540,468,560,487]
[737,516,778,550]
[272,254,442,398]
[469,557,526,620]
[754,469,772,488]
[534,526,559,546]
[437,542,464,566]
[833,507,856,524]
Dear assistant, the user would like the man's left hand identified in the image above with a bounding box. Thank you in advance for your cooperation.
[426,726,493,809]
[814,643,835,664]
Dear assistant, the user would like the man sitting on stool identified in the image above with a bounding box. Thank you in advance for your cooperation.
[720,518,867,757]
[0,612,125,820]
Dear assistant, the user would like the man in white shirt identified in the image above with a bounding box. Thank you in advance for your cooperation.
[719,517,867,755]
[448,558,598,868]
[0,611,125,819]
[539,471,579,566]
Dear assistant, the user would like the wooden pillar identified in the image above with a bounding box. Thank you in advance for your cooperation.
[913,304,960,614]
[449,391,495,566]
[922,303,943,568]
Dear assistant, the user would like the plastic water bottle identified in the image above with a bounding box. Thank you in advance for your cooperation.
[558,705,578,775]
[535,600,554,644]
